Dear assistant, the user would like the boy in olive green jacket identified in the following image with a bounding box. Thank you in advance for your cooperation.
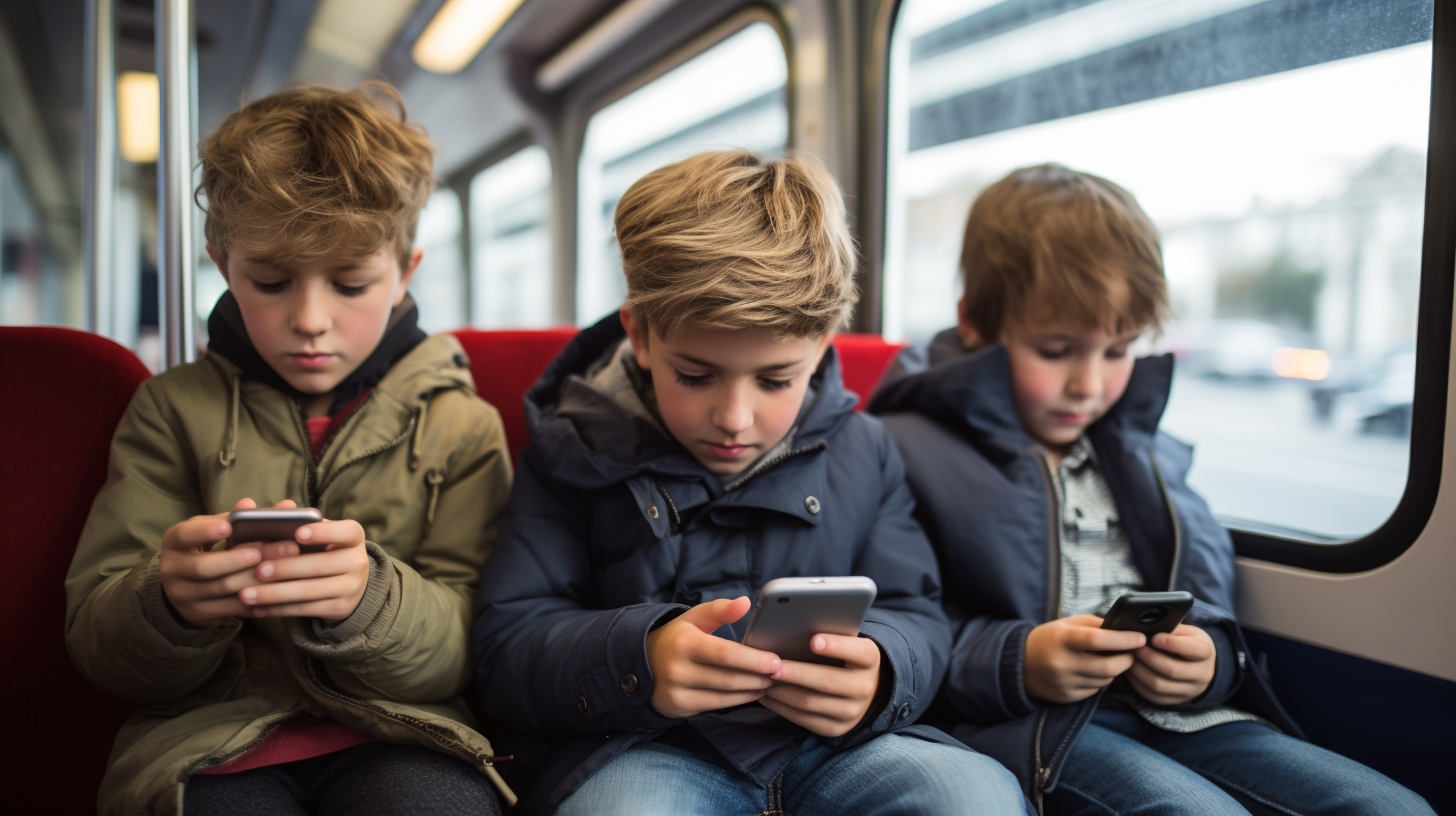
[65,84,515,815]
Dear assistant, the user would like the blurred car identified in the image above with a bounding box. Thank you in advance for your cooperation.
[1325,348,1417,436]
[1164,319,1299,381]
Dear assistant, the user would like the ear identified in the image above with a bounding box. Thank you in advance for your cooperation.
[206,243,229,285]
[394,247,424,306]
[812,331,834,368]
[956,296,986,349]
[620,306,652,370]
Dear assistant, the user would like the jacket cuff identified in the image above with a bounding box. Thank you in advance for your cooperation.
[574,603,686,732]
[999,622,1038,718]
[857,620,922,734]
[136,552,241,650]
[288,541,397,656]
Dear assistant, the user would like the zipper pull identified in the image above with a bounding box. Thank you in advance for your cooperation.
[1037,766,1052,790]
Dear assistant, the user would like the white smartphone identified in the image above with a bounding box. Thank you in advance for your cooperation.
[740,576,877,666]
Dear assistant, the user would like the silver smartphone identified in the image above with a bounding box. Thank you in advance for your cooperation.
[741,576,877,666]
[226,508,324,552]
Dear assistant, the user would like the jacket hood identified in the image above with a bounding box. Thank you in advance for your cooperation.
[524,313,858,491]
[868,327,1175,460]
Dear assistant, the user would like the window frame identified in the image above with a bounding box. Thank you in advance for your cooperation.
[875,0,1454,573]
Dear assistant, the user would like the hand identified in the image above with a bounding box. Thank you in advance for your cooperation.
[1024,615,1146,704]
[160,498,300,628]
[759,634,883,737]
[1127,624,1217,705]
[240,515,371,621]
[646,597,781,718]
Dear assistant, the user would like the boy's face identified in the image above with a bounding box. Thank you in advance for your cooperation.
[622,307,832,475]
[999,314,1141,458]
[210,243,421,416]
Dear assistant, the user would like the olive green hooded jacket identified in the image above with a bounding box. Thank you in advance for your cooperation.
[64,334,516,815]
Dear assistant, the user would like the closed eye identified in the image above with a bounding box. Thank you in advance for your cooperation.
[674,371,711,388]
[334,283,369,297]
[252,279,287,294]
[758,377,793,391]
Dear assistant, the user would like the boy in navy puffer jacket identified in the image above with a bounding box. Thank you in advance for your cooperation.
[471,150,1028,816]
[870,164,1433,816]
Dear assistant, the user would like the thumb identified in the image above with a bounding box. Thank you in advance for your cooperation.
[678,596,751,634]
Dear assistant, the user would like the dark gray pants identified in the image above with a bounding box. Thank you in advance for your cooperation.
[183,742,504,816]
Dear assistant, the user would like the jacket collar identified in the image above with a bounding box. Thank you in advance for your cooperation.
[206,290,428,416]
[525,313,855,512]
[868,327,1175,460]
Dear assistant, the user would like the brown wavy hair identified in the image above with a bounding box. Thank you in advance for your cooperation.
[198,82,434,269]
[616,149,859,340]
[961,164,1169,340]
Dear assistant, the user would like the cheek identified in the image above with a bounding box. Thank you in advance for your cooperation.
[1010,361,1062,414]
[1103,362,1135,405]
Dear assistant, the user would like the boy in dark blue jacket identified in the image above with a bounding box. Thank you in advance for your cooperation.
[870,165,1433,816]
[472,150,1027,815]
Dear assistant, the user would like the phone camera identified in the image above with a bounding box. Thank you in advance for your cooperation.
[777,597,791,604]
[1137,607,1167,624]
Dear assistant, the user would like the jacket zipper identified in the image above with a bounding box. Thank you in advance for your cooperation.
[300,657,517,804]
[722,440,827,494]
[290,401,320,506]
[186,711,298,774]
[1031,452,1063,816]
[1151,455,1183,591]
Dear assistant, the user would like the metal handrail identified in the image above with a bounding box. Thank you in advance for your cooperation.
[157,0,196,368]
[83,0,116,338]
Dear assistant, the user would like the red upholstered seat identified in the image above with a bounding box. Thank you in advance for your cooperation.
[451,328,578,463]
[833,332,907,411]
[0,327,151,815]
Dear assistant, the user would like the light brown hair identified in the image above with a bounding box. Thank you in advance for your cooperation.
[199,82,435,269]
[616,149,858,340]
[961,164,1169,340]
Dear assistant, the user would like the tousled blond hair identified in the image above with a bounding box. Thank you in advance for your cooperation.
[616,150,858,340]
[961,164,1169,340]
[199,82,434,269]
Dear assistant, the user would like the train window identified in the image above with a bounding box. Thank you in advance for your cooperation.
[412,188,468,333]
[470,144,553,328]
[885,0,1435,547]
[0,143,65,326]
[575,20,789,326]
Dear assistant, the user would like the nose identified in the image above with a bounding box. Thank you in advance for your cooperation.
[1066,357,1102,401]
[290,282,330,337]
[712,382,754,437]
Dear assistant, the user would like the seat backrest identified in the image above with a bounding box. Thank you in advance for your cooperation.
[451,328,578,463]
[834,332,908,411]
[0,327,151,815]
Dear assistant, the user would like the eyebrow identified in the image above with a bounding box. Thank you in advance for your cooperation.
[671,352,805,372]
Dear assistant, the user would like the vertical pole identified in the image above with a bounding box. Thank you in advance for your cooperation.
[83,0,116,336]
[157,0,196,367]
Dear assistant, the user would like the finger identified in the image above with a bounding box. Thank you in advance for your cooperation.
[162,516,234,552]
[1072,652,1135,680]
[1128,661,1193,705]
[1133,647,1200,682]
[1068,626,1146,653]
[1064,614,1107,628]
[258,540,301,561]
[294,519,366,551]
[239,574,358,607]
[673,663,776,693]
[232,498,258,511]
[808,633,880,669]
[770,659,877,700]
[676,596,752,635]
[270,499,298,509]
[168,565,271,602]
[758,696,854,738]
[1150,629,1214,660]
[763,681,861,719]
[166,546,262,581]
[688,632,780,675]
[255,547,363,582]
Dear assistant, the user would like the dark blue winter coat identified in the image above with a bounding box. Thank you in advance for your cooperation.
[472,316,957,814]
[868,330,1302,804]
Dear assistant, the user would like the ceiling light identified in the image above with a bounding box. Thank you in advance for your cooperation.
[412,0,526,75]
[118,71,158,164]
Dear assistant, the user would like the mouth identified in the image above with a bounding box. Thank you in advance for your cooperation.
[1050,411,1091,426]
[290,352,335,370]
[704,442,754,459]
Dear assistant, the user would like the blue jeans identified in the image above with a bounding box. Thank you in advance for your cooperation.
[1046,708,1434,816]
[556,732,1030,816]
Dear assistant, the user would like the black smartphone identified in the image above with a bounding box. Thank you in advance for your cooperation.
[226,508,324,552]
[1098,591,1195,651]
[741,576,877,666]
